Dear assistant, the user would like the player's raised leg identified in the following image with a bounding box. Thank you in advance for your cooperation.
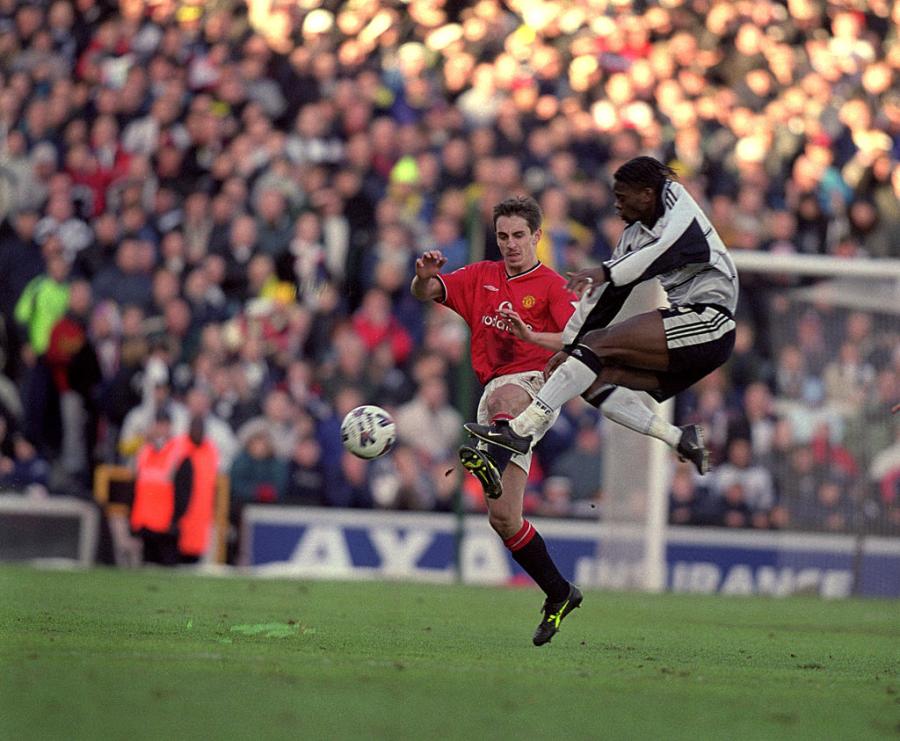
[584,384,709,475]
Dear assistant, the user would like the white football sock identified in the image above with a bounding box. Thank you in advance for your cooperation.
[600,387,681,448]
[511,356,597,437]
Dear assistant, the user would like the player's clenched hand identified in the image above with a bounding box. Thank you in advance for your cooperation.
[543,351,567,380]
[415,250,448,279]
[566,267,606,298]
[497,308,530,341]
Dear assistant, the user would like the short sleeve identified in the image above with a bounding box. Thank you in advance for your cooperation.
[438,263,478,326]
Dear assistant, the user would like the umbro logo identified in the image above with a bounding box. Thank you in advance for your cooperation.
[483,284,499,291]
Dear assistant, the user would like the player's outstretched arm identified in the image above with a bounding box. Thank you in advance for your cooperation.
[410,250,448,301]
[498,308,564,351]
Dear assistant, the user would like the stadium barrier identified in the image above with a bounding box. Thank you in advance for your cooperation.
[92,464,231,565]
[240,506,900,598]
[0,493,99,565]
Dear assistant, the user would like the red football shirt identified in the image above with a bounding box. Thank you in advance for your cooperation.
[438,261,576,385]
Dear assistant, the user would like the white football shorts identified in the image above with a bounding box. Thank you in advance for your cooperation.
[476,370,559,474]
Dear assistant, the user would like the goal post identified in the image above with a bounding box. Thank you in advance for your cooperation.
[596,279,672,592]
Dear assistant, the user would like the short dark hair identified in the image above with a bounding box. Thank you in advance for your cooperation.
[613,156,678,194]
[492,195,542,234]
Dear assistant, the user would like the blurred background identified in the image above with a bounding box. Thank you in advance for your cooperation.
[0,0,897,594]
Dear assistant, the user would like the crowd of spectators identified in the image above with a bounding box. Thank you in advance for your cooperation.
[0,0,898,554]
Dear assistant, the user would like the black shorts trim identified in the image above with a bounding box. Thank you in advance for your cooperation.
[648,304,736,401]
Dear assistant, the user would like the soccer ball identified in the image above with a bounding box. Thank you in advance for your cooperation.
[340,405,397,459]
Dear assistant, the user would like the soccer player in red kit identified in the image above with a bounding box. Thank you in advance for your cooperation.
[411,196,582,645]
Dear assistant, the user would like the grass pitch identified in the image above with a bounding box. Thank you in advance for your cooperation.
[0,565,897,740]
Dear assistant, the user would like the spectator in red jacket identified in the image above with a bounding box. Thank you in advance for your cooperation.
[351,287,413,366]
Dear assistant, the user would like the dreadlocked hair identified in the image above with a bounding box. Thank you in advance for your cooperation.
[613,156,678,194]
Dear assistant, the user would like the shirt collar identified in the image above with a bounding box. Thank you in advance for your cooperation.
[505,261,541,280]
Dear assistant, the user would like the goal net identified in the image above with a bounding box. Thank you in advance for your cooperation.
[594,252,900,597]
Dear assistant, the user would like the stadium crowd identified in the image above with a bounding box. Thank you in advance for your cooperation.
[0,0,898,559]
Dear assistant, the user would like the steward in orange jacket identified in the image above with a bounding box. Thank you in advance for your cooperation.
[131,409,192,566]
[176,417,220,562]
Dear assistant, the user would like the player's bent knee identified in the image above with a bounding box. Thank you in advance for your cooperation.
[486,384,530,418]
[564,341,604,374]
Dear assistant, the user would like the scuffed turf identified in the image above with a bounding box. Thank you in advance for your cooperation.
[0,565,897,740]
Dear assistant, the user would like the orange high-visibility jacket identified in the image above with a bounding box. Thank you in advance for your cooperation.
[131,438,187,533]
[177,439,219,557]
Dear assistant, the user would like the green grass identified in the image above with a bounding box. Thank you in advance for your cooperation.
[0,566,897,740]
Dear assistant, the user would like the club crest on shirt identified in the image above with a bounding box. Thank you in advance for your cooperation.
[521,295,535,309]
